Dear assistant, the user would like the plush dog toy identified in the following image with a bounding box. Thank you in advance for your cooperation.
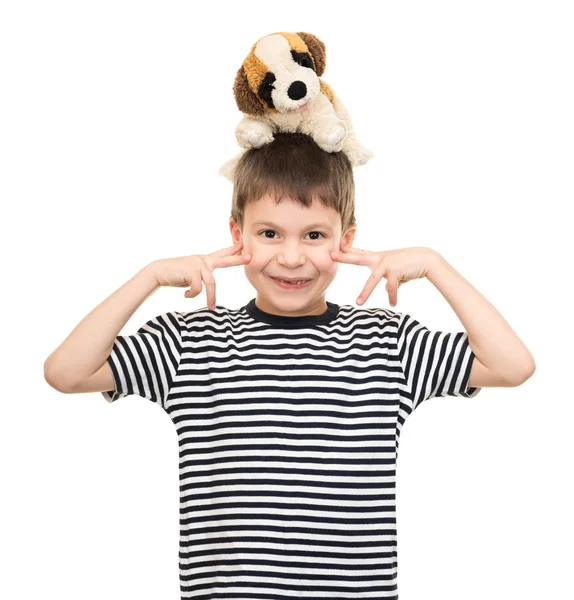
[219,31,375,181]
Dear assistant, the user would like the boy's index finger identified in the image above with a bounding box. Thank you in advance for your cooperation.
[212,240,243,257]
[229,253,251,266]
[331,249,372,267]
[229,252,251,263]
[209,252,250,271]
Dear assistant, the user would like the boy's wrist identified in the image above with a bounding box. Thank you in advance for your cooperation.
[141,261,162,289]
[426,248,447,281]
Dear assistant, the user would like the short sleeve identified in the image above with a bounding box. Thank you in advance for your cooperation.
[396,312,481,411]
[102,311,183,408]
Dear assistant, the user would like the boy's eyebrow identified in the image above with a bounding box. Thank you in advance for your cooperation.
[252,221,334,231]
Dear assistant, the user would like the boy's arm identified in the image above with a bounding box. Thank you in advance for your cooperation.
[44,263,160,393]
[427,252,536,387]
[66,361,116,395]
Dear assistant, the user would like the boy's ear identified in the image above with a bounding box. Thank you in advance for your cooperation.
[340,225,357,251]
[229,217,242,246]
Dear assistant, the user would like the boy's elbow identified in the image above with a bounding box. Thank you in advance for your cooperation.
[512,362,536,386]
[44,361,73,394]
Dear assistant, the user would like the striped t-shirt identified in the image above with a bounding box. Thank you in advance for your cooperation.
[102,298,481,600]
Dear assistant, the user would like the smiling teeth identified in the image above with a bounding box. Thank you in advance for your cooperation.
[279,279,306,285]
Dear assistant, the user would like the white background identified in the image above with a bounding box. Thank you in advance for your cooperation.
[1,1,572,599]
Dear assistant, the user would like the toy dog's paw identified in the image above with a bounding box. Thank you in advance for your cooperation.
[218,148,248,182]
[218,158,237,181]
[236,121,275,149]
[314,122,347,153]
[353,144,376,167]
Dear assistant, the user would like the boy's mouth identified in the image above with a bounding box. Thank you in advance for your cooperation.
[270,275,313,289]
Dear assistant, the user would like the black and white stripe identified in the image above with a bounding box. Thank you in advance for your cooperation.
[102,311,182,407]
[103,299,480,599]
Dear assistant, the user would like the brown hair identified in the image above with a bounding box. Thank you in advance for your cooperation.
[230,132,356,235]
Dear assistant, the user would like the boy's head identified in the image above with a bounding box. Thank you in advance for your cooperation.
[229,132,357,317]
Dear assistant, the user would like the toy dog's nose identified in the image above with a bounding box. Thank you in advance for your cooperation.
[287,81,307,101]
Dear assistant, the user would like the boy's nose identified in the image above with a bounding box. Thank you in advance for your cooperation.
[274,251,308,268]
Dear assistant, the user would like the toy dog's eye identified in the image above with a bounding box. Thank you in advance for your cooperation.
[258,72,277,109]
[291,50,315,72]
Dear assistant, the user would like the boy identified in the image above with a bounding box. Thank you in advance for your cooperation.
[44,132,535,599]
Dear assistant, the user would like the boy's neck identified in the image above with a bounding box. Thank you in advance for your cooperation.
[254,295,329,318]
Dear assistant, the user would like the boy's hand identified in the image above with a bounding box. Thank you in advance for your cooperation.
[330,246,440,307]
[151,240,252,310]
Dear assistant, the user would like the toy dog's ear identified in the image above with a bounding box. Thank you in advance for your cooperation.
[233,65,264,116]
[296,32,327,77]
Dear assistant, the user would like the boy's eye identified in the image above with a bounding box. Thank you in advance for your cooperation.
[259,230,326,240]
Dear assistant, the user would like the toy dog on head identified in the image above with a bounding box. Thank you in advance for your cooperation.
[219,31,375,181]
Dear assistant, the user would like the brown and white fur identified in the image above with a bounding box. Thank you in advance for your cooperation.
[219,31,375,181]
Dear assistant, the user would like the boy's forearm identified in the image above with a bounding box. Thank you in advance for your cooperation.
[427,251,535,384]
[44,263,160,390]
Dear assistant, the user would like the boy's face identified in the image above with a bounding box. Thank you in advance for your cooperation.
[229,193,356,317]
